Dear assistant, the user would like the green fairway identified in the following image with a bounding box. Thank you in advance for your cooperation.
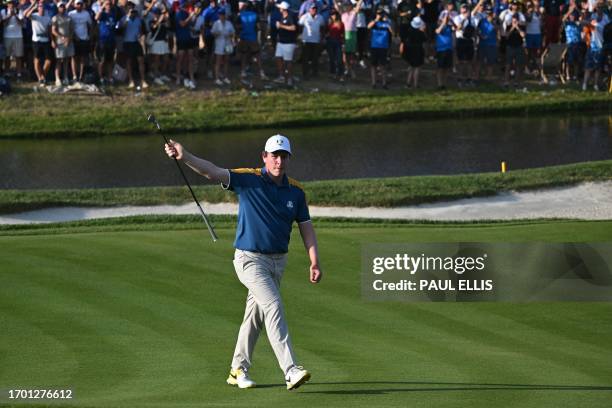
[1,220,611,407]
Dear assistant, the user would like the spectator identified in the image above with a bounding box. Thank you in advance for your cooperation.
[147,6,171,85]
[355,0,372,68]
[274,1,297,86]
[25,1,52,86]
[337,0,361,79]
[499,1,524,66]
[200,0,220,80]
[582,4,609,90]
[367,6,392,88]
[435,7,453,89]
[175,0,197,89]
[267,0,282,50]
[236,0,266,80]
[422,0,441,62]
[299,2,325,80]
[326,8,344,80]
[475,7,498,81]
[2,0,25,80]
[211,7,234,85]
[120,1,148,88]
[51,0,75,86]
[95,0,120,85]
[396,0,415,58]
[525,0,543,76]
[403,15,426,88]
[543,0,564,45]
[453,3,476,86]
[69,0,93,83]
[562,5,581,81]
[504,13,526,87]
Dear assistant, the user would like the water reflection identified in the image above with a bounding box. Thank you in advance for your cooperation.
[0,114,610,189]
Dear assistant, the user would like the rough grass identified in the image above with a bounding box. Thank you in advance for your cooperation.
[0,87,609,138]
[1,159,610,214]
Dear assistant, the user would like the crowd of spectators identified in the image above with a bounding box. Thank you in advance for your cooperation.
[1,0,611,90]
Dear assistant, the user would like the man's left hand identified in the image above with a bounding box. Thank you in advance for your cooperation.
[310,264,322,283]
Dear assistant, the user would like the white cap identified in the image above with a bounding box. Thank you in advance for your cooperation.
[278,1,290,9]
[265,134,292,154]
[411,16,424,29]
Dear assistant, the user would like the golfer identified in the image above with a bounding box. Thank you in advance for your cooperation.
[164,134,322,391]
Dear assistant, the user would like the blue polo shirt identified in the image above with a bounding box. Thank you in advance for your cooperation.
[224,167,310,254]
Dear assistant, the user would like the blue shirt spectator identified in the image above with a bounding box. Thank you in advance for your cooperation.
[98,11,117,44]
[436,24,453,51]
[370,20,391,48]
[175,9,192,41]
[564,20,580,44]
[479,17,497,45]
[239,8,257,41]
[122,14,142,42]
[202,4,219,37]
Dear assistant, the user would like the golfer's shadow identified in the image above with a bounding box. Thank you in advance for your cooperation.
[256,381,612,395]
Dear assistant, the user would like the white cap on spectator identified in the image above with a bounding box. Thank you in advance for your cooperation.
[265,134,292,154]
[278,1,290,10]
[411,16,424,29]
[75,0,83,4]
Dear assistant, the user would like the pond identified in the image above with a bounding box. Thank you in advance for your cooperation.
[1,113,610,189]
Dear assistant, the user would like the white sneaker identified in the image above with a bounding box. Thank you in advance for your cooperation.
[154,77,165,86]
[160,75,171,82]
[214,78,224,86]
[55,78,62,87]
[188,79,196,90]
[240,70,247,78]
[223,77,231,85]
[141,81,149,89]
[285,365,311,390]
[260,71,268,80]
[594,84,600,91]
[273,75,285,84]
[582,82,587,91]
[128,80,135,89]
[183,78,190,88]
[226,367,256,389]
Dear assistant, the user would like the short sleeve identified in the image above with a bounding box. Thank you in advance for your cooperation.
[296,190,311,223]
[224,169,258,193]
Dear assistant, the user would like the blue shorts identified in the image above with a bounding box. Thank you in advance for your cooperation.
[478,44,497,65]
[525,34,541,50]
[585,49,604,70]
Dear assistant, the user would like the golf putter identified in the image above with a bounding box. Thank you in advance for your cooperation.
[147,114,218,242]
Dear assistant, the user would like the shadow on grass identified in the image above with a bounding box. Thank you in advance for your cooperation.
[257,381,612,395]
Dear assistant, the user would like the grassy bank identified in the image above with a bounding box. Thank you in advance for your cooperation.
[1,220,611,408]
[1,160,611,214]
[0,87,609,138]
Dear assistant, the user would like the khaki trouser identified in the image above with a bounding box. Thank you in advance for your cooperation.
[231,249,296,375]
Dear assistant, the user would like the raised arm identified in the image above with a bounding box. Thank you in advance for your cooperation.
[298,221,322,283]
[164,140,230,185]
[24,1,37,19]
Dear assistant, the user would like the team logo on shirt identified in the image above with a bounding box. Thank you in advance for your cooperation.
[287,201,294,209]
